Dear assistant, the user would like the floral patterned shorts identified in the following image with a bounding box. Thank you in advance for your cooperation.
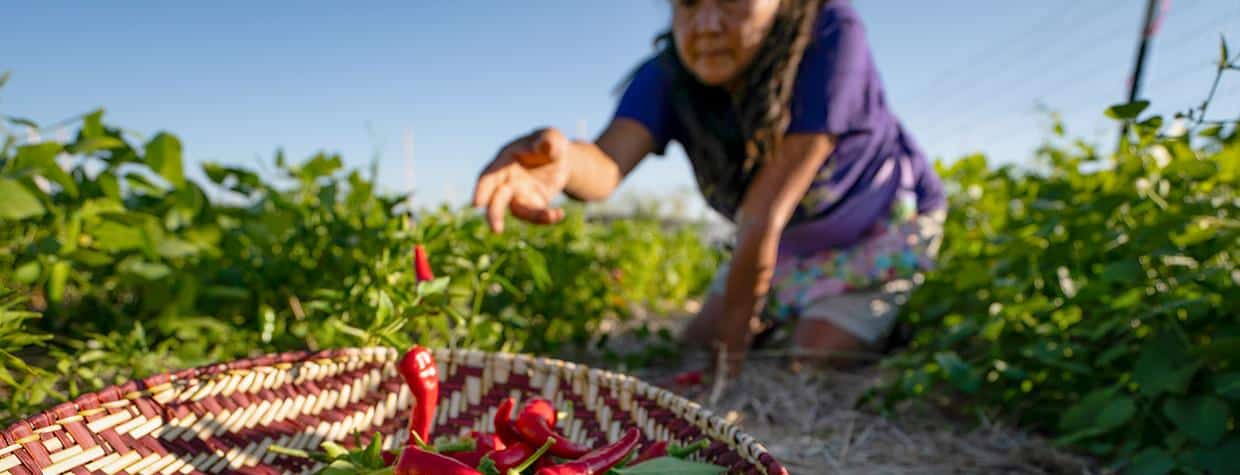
[709,198,946,344]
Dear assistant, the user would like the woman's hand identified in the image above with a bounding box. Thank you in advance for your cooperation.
[473,128,571,233]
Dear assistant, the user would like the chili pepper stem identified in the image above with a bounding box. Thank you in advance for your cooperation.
[266,444,312,459]
[408,429,431,451]
[510,438,555,475]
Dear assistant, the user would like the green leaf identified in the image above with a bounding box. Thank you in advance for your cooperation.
[417,277,450,296]
[118,258,172,280]
[1126,448,1176,475]
[1165,158,1217,180]
[1058,389,1136,444]
[1199,124,1223,138]
[83,109,104,137]
[6,116,38,128]
[362,433,384,468]
[1102,259,1142,284]
[299,153,342,180]
[126,172,166,196]
[1189,436,1240,474]
[48,261,70,303]
[1221,34,1231,68]
[156,238,198,259]
[1106,101,1151,120]
[0,177,47,220]
[144,132,185,186]
[1133,332,1197,396]
[934,351,981,393]
[12,142,77,197]
[14,261,41,284]
[1163,396,1229,446]
[522,249,552,290]
[97,172,121,201]
[318,459,362,475]
[1216,372,1240,400]
[91,220,145,252]
[71,136,125,155]
[613,457,726,475]
[66,249,114,267]
[1194,337,1240,362]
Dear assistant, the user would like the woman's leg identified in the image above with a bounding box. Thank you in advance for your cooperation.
[791,318,875,370]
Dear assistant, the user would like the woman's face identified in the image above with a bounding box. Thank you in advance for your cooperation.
[672,0,781,87]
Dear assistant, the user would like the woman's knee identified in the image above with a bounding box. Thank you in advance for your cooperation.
[792,318,875,369]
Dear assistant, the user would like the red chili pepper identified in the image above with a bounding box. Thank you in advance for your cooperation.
[477,438,555,475]
[397,346,439,444]
[443,431,504,468]
[673,370,703,386]
[382,449,399,466]
[535,427,641,475]
[493,397,524,445]
[629,440,667,466]
[413,244,434,282]
[394,444,481,475]
[515,398,590,459]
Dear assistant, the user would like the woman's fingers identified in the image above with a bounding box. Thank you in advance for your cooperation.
[486,184,515,233]
[511,199,564,225]
[515,128,566,167]
[484,176,565,232]
[473,168,502,209]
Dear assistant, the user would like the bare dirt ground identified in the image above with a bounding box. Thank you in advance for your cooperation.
[572,309,1102,475]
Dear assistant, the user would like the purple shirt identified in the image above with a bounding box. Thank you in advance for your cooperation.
[614,0,945,256]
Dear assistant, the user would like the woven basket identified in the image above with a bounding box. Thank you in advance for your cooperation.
[1,347,787,475]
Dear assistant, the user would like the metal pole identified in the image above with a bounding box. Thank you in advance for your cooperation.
[1120,0,1163,140]
[1127,0,1161,103]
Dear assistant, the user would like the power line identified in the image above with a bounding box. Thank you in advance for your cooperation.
[920,20,1138,142]
[928,1,1231,142]
[903,0,1080,98]
[904,0,1131,113]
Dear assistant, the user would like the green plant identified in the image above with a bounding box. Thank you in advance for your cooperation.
[879,41,1239,474]
[0,87,721,424]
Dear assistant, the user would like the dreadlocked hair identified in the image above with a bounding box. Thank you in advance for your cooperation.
[731,0,826,172]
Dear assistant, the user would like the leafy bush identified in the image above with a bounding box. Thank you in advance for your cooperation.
[881,54,1239,473]
[0,99,722,425]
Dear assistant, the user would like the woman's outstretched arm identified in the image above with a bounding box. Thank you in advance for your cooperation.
[715,132,836,370]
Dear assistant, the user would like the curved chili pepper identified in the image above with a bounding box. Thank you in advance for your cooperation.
[535,427,640,475]
[629,440,667,466]
[413,244,434,282]
[394,444,481,475]
[493,397,524,445]
[480,441,534,473]
[443,431,504,468]
[478,438,554,475]
[397,346,439,444]
[515,398,590,459]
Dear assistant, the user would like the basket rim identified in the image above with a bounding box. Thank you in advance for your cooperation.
[3,346,786,474]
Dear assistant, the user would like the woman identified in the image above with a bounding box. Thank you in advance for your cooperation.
[472,0,946,373]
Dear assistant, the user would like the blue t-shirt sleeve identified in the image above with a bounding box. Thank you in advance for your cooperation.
[787,15,875,136]
[613,57,674,155]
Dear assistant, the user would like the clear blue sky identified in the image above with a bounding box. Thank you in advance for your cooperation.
[3,1,1237,216]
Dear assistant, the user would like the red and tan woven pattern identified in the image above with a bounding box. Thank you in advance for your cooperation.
[2,347,787,475]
